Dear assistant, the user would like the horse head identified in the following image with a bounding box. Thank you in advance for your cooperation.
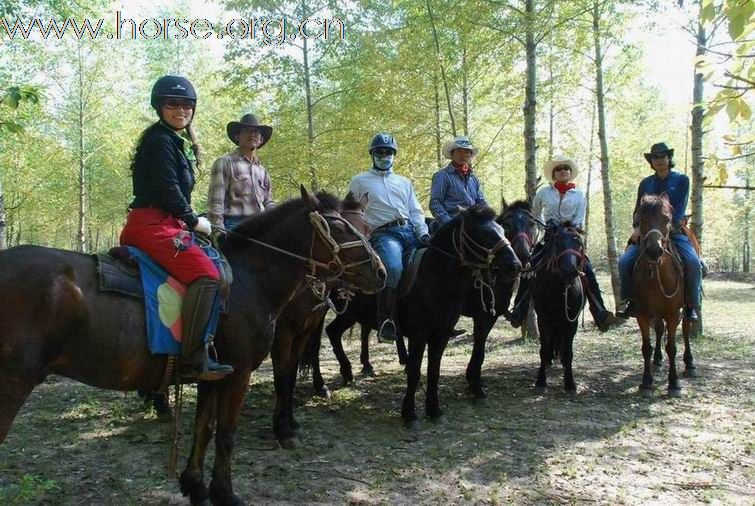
[546,222,585,282]
[498,198,539,266]
[433,204,521,281]
[638,194,673,262]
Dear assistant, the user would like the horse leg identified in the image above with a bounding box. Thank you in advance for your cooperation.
[666,315,682,397]
[208,371,252,506]
[638,315,654,396]
[0,376,36,444]
[180,381,219,505]
[401,336,426,431]
[535,319,551,393]
[287,361,302,435]
[271,335,298,448]
[653,318,665,369]
[426,334,451,422]
[395,332,408,365]
[562,326,577,396]
[307,319,330,398]
[359,324,374,377]
[682,318,696,377]
[325,315,355,386]
[465,314,495,404]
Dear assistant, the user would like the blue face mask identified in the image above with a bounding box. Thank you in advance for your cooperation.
[372,154,394,171]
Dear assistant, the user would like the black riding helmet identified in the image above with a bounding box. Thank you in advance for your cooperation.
[150,75,197,111]
[368,133,398,155]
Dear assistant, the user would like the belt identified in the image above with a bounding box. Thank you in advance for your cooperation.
[377,218,408,230]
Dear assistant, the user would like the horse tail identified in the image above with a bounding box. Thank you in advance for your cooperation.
[299,315,325,378]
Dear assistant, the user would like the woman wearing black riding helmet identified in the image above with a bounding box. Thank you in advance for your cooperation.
[120,75,233,382]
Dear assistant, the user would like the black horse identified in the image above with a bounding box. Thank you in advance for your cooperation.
[462,199,539,402]
[530,223,586,396]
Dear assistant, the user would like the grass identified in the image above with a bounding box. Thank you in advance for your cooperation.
[0,277,753,504]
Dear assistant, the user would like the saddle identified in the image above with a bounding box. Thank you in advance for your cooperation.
[398,247,428,298]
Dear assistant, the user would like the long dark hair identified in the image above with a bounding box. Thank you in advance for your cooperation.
[130,119,201,173]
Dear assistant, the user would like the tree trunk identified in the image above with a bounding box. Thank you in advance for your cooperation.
[690,15,706,242]
[426,0,456,136]
[584,100,597,253]
[462,43,470,137]
[0,181,6,250]
[301,0,317,191]
[77,43,87,254]
[433,71,442,167]
[523,0,538,202]
[592,0,621,307]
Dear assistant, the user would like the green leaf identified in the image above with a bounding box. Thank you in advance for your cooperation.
[739,99,752,120]
[701,0,716,23]
[726,98,740,121]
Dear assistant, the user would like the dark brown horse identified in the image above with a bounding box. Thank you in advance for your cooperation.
[632,195,694,397]
[0,187,386,505]
[270,192,377,448]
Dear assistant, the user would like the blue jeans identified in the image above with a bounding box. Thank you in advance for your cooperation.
[370,224,420,289]
[223,215,246,230]
[619,233,702,307]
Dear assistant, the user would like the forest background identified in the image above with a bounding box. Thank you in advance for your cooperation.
[1,0,753,307]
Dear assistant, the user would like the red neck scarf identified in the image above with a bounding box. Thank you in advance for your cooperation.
[554,181,576,195]
[452,161,470,176]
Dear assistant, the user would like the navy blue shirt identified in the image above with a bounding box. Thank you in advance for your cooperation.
[429,164,488,225]
[632,170,689,227]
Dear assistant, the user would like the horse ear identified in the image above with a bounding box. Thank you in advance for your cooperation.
[501,197,508,211]
[359,192,369,210]
[456,205,468,213]
[300,185,321,210]
[660,193,670,203]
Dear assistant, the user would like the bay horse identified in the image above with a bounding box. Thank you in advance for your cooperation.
[632,195,694,397]
[304,201,535,398]
[269,192,379,448]
[530,222,586,396]
[0,187,386,505]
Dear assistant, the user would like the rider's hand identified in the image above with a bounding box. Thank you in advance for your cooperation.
[193,216,212,235]
[630,227,641,244]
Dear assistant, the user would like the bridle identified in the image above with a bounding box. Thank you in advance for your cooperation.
[544,226,586,322]
[636,219,681,299]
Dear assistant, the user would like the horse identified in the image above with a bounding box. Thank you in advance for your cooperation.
[269,192,379,448]
[530,222,586,396]
[632,194,694,397]
[303,201,536,398]
[462,199,539,403]
[0,186,386,505]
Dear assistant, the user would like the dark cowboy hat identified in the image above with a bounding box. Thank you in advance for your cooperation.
[644,142,674,163]
[226,113,273,147]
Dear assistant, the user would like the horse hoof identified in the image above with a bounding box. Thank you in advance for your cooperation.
[404,419,421,431]
[668,388,682,398]
[640,387,653,398]
[280,437,302,450]
[429,414,447,425]
[534,386,547,395]
[361,367,376,377]
[194,499,211,506]
[315,386,331,399]
[472,397,486,407]
[685,368,697,378]
[565,389,577,399]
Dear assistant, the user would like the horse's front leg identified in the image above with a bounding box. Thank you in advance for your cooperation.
[535,315,551,393]
[271,336,298,448]
[401,336,426,430]
[637,315,653,396]
[325,316,355,385]
[359,324,374,377]
[466,313,495,404]
[180,381,219,505]
[681,318,696,377]
[562,325,577,396]
[665,314,682,397]
[426,333,451,421]
[208,370,252,506]
[653,318,665,369]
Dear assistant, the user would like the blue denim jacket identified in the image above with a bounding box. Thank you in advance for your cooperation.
[632,170,689,227]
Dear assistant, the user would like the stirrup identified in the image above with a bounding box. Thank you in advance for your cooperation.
[378,319,397,342]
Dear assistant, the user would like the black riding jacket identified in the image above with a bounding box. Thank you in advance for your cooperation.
[129,122,198,228]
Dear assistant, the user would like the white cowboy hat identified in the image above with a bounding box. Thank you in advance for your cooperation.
[543,156,579,181]
[442,136,479,159]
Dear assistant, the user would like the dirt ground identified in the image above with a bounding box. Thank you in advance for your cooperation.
[1,276,754,505]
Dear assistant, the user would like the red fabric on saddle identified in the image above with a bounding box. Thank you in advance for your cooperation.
[120,208,219,284]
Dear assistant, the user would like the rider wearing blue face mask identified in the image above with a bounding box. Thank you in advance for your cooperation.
[348,133,430,341]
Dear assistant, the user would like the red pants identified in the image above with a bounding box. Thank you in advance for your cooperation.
[120,208,219,284]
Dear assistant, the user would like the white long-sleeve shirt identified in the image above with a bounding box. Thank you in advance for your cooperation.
[348,168,429,237]
[532,185,586,228]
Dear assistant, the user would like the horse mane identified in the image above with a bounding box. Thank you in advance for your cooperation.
[639,194,673,220]
[504,200,531,212]
[222,191,341,252]
[341,191,362,212]
[433,204,496,241]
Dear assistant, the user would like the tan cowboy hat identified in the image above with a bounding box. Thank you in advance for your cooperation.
[543,156,579,181]
[226,113,273,147]
[441,136,479,159]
